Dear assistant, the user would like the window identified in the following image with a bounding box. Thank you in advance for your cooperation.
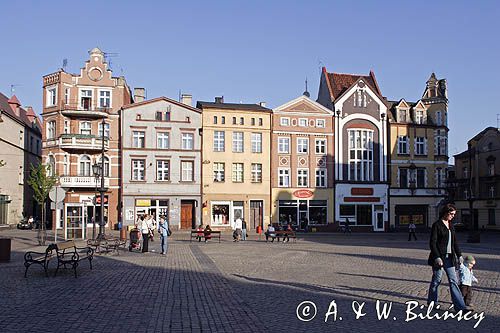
[221,116,225,124]
[489,185,495,198]
[98,122,110,138]
[181,161,194,181]
[251,118,255,126]
[240,117,244,125]
[165,111,171,121]
[232,132,244,153]
[47,87,57,107]
[315,138,326,154]
[99,90,111,108]
[436,111,442,126]
[488,162,495,176]
[132,159,145,181]
[133,131,145,148]
[398,136,409,154]
[155,112,162,121]
[213,131,225,152]
[156,160,170,181]
[47,121,56,139]
[415,137,426,155]
[79,155,91,176]
[316,119,326,128]
[99,156,110,177]
[278,169,290,187]
[251,163,262,183]
[398,109,407,122]
[354,90,366,107]
[278,137,290,154]
[436,167,444,188]
[259,118,263,126]
[232,117,237,125]
[435,130,447,156]
[47,155,56,176]
[213,162,225,182]
[182,133,194,150]
[80,121,91,135]
[63,154,69,175]
[399,168,408,188]
[416,168,426,188]
[463,167,468,179]
[64,88,70,105]
[348,129,374,181]
[280,117,290,126]
[157,132,169,149]
[64,120,70,134]
[315,169,327,187]
[80,89,92,110]
[213,116,218,124]
[232,163,244,182]
[297,169,308,187]
[299,118,308,127]
[415,110,424,124]
[297,138,309,154]
[251,133,262,153]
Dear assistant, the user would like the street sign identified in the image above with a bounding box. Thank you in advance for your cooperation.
[50,202,64,210]
[49,187,66,203]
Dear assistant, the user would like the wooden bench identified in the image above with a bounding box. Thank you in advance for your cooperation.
[24,244,57,277]
[54,241,94,278]
[266,230,297,242]
[190,230,221,243]
[87,238,126,255]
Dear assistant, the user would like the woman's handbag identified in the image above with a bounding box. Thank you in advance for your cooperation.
[167,228,172,237]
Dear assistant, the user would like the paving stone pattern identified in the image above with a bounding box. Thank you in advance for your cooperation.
[0,229,499,332]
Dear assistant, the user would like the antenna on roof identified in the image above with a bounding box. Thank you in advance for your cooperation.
[303,78,310,97]
[103,52,119,69]
[179,90,182,102]
[10,84,21,96]
[62,58,68,71]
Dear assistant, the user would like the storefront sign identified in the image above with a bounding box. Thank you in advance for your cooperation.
[351,187,374,196]
[293,190,313,198]
[136,199,151,207]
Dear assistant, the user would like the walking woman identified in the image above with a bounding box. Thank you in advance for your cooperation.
[427,203,470,311]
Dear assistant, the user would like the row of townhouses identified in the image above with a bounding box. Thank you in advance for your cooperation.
[37,48,458,238]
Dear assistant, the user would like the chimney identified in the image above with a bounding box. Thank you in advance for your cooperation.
[134,88,146,103]
[214,96,224,104]
[8,95,21,117]
[180,94,192,107]
[259,101,266,107]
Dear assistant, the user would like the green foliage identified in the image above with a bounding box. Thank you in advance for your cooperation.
[27,163,58,206]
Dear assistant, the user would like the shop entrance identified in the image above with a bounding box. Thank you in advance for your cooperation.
[249,200,263,230]
[181,200,195,229]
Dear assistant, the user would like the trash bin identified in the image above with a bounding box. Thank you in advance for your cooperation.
[120,228,127,241]
[0,238,11,262]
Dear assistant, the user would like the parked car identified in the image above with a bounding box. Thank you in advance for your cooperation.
[17,219,33,230]
[453,220,469,232]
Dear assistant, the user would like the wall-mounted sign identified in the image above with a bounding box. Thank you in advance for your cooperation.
[293,190,313,198]
[136,199,151,207]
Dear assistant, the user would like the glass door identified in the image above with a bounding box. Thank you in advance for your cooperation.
[65,205,85,240]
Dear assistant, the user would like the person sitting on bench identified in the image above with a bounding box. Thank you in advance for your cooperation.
[204,225,212,242]
[265,224,276,242]
[282,223,293,242]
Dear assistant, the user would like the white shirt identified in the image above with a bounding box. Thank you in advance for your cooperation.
[235,218,242,230]
[140,219,150,234]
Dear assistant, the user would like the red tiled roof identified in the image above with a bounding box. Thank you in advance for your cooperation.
[8,95,21,107]
[0,92,41,131]
[324,68,382,100]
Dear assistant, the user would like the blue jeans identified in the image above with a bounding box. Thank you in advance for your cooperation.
[160,235,168,254]
[242,229,247,240]
[427,256,466,310]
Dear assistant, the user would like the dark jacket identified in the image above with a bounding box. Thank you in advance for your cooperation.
[427,220,462,267]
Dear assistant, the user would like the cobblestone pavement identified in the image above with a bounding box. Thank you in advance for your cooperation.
[0,228,499,332]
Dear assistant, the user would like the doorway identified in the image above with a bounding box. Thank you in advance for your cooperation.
[181,200,195,229]
[249,200,263,230]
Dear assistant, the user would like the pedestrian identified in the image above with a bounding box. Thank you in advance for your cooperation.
[146,214,156,242]
[204,225,212,242]
[427,203,470,311]
[344,217,352,234]
[458,255,478,308]
[265,224,276,242]
[28,216,34,228]
[233,216,242,242]
[196,224,204,242]
[158,216,169,255]
[408,221,417,241]
[241,219,247,241]
[139,215,150,253]
[282,223,292,243]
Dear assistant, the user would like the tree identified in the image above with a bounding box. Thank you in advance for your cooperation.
[27,163,58,245]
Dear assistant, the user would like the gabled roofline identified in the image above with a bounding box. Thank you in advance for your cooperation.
[273,94,334,114]
[122,96,201,113]
[322,67,335,102]
[335,76,387,106]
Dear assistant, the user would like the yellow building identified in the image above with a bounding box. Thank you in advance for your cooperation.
[388,73,449,229]
[197,97,271,231]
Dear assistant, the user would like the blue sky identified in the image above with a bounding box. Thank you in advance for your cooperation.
[1,0,498,157]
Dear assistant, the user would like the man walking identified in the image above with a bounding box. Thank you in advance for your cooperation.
[158,216,169,255]
[408,221,417,241]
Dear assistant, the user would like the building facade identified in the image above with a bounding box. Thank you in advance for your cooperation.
[317,68,389,231]
[121,95,202,230]
[0,93,41,226]
[271,94,335,230]
[41,48,132,239]
[197,98,271,231]
[452,127,500,230]
[387,73,449,229]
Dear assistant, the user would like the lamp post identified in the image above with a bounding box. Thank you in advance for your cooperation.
[98,117,106,240]
[92,162,101,240]
[467,142,480,243]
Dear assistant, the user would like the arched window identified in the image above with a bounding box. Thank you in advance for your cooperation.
[99,156,110,177]
[79,155,91,176]
[47,155,56,176]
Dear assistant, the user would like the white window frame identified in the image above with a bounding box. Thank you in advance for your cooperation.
[398,136,409,154]
[315,168,327,187]
[181,133,194,150]
[79,89,93,110]
[251,163,262,183]
[79,155,91,177]
[278,168,290,187]
[297,138,309,154]
[213,131,225,152]
[316,119,326,128]
[47,121,56,139]
[63,120,70,134]
[132,159,145,181]
[133,131,145,148]
[181,161,194,181]
[99,156,110,177]
[280,117,290,126]
[157,132,170,149]
[156,160,170,181]
[213,162,225,182]
[251,133,262,153]
[278,137,290,154]
[348,129,374,181]
[297,168,309,187]
[232,163,244,182]
[232,132,244,153]
[315,138,326,154]
[64,88,70,105]
[98,122,110,138]
[63,154,70,176]
[398,109,407,122]
[298,118,308,127]
[80,121,92,135]
[415,137,425,155]
[98,89,112,108]
[415,110,424,124]
[46,86,57,107]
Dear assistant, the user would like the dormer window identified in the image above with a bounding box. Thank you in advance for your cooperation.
[415,110,424,124]
[398,109,407,122]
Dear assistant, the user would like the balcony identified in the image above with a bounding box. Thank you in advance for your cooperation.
[59,176,109,188]
[59,134,109,151]
[43,72,61,86]
[61,104,109,118]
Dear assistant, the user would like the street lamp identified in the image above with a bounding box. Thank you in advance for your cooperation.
[92,162,101,240]
[97,117,106,240]
[467,142,480,243]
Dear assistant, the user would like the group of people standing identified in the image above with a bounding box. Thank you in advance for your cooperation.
[136,214,170,255]
[231,217,247,242]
